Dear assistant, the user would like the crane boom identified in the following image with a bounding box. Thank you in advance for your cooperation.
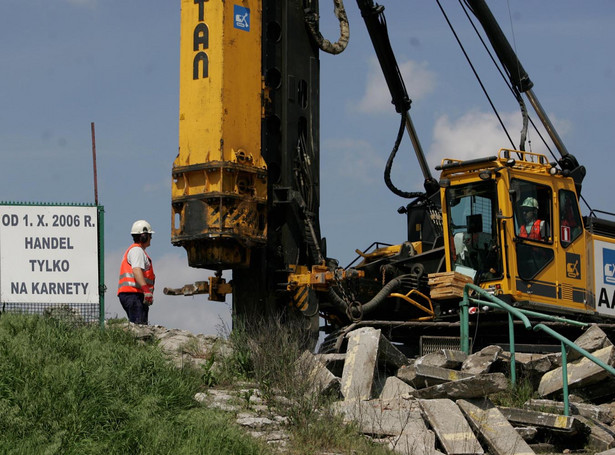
[466,0,586,192]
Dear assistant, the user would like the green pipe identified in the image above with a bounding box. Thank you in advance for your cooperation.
[459,285,615,418]
[508,312,516,385]
[460,292,470,353]
[561,342,569,417]
[465,285,532,329]
[515,308,588,327]
[466,298,531,330]
[533,323,615,377]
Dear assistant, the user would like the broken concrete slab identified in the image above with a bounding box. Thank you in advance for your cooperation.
[411,373,509,399]
[562,376,615,403]
[380,376,415,401]
[332,398,425,437]
[499,352,555,375]
[414,364,475,388]
[458,398,535,455]
[515,427,538,442]
[296,350,341,397]
[388,431,442,455]
[525,398,614,425]
[314,353,346,377]
[575,416,615,452]
[461,345,502,374]
[341,328,380,401]
[538,345,615,397]
[341,327,409,400]
[397,363,417,386]
[498,406,584,434]
[568,324,613,362]
[419,398,484,455]
[416,349,468,369]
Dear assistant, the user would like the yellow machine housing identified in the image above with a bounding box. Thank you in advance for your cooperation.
[439,149,615,318]
[172,0,266,270]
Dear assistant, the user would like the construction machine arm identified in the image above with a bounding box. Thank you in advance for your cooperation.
[356,0,440,197]
[466,0,586,192]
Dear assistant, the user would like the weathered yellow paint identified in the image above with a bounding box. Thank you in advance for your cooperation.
[440,148,594,312]
[172,0,267,269]
[176,0,263,168]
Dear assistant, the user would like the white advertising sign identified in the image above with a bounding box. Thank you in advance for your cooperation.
[595,239,615,316]
[0,205,99,304]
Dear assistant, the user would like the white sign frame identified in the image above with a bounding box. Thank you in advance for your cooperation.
[0,204,100,305]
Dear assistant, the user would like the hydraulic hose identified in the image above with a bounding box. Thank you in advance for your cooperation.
[329,274,415,321]
[305,0,350,55]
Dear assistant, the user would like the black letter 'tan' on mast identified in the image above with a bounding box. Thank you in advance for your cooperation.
[194,0,209,22]
[193,53,208,79]
[193,23,209,51]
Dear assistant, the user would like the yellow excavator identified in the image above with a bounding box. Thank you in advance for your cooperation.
[166,0,615,355]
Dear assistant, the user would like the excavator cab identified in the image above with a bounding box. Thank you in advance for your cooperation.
[439,149,593,317]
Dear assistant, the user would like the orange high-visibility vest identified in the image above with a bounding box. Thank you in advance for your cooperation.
[117,244,156,294]
[520,219,543,240]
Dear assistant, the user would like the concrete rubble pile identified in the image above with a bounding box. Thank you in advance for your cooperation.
[119,322,615,455]
[314,325,615,455]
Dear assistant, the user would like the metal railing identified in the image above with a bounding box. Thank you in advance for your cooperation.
[459,283,615,416]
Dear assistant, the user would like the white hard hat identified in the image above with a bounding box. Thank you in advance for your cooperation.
[521,197,538,209]
[131,220,155,235]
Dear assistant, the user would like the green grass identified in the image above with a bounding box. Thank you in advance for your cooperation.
[0,313,267,455]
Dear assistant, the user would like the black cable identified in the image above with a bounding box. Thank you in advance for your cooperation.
[460,0,557,159]
[384,114,426,199]
[435,0,516,150]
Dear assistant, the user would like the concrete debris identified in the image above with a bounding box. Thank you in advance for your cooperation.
[419,398,484,454]
[413,363,476,387]
[497,351,558,389]
[120,322,615,455]
[538,345,615,397]
[575,416,615,452]
[416,349,468,370]
[458,398,536,455]
[461,345,502,374]
[410,373,509,399]
[340,327,407,401]
[332,397,425,436]
[525,399,614,425]
[297,350,341,397]
[396,362,417,385]
[498,406,584,434]
[380,376,416,401]
[568,324,613,362]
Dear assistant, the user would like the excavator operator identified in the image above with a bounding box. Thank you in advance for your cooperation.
[519,197,546,241]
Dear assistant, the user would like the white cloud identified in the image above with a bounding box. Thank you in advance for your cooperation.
[427,108,570,170]
[322,137,385,185]
[356,57,436,114]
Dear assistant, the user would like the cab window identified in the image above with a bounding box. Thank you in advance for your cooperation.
[559,190,582,247]
[511,179,554,280]
[512,179,552,243]
[446,181,502,281]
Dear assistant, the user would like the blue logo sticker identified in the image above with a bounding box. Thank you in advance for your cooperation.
[604,248,615,285]
[234,5,250,31]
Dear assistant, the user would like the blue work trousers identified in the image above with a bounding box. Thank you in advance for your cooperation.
[118,292,149,325]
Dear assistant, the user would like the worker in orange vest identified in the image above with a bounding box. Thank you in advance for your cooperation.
[519,197,546,241]
[117,220,156,324]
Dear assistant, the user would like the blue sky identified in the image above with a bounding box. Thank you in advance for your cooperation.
[1,1,613,334]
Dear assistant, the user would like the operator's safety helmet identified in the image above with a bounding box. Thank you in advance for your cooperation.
[521,197,539,210]
[130,220,155,235]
